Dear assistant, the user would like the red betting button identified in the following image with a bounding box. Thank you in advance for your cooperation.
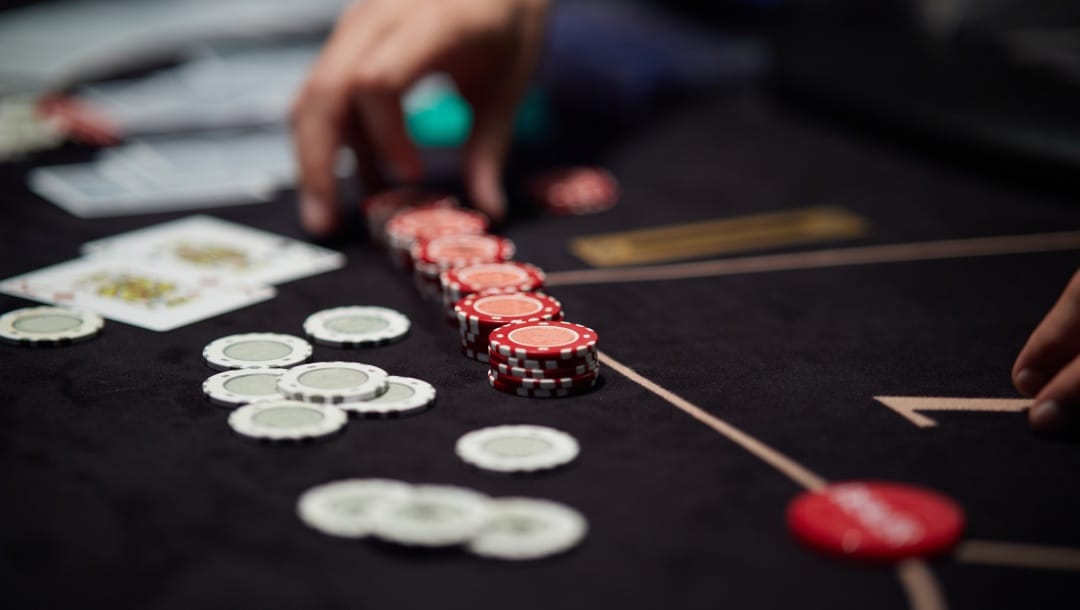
[786,481,965,562]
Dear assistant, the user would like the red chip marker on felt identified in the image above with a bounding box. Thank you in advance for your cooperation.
[786,481,965,562]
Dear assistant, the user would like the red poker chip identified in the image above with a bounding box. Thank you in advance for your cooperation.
[528,166,619,215]
[487,370,596,398]
[361,187,456,244]
[491,368,599,390]
[460,331,490,346]
[386,205,489,269]
[441,262,546,300]
[412,233,515,270]
[787,481,965,562]
[455,292,563,332]
[36,95,120,146]
[462,346,490,363]
[490,349,599,371]
[488,321,598,360]
[492,360,597,380]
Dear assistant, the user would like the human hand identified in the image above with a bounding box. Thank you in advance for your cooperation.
[1013,269,1080,435]
[291,0,550,237]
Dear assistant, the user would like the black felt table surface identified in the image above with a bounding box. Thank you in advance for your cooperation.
[2,91,1080,610]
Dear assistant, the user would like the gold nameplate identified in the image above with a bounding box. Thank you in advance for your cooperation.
[570,206,870,267]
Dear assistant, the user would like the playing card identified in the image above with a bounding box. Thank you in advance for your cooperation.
[80,215,345,286]
[0,257,275,332]
[28,157,279,218]
[103,129,296,184]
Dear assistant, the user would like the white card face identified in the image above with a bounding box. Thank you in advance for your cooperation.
[0,257,275,332]
[80,215,345,286]
[28,161,277,218]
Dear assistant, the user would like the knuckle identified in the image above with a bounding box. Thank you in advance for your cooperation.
[353,64,402,93]
[305,73,347,102]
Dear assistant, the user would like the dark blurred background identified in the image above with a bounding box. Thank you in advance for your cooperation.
[1,0,1077,213]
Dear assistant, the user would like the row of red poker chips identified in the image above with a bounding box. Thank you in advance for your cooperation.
[485,320,600,398]
[371,193,964,556]
[441,261,546,323]
[411,233,517,303]
[455,292,565,361]
[384,202,489,270]
[527,167,620,216]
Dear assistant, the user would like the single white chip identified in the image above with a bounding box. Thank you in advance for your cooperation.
[371,484,491,547]
[455,425,580,473]
[227,400,347,442]
[203,333,312,371]
[277,361,389,404]
[303,306,411,347]
[297,478,413,538]
[0,306,103,346]
[339,376,436,418]
[202,368,288,408]
[467,497,588,561]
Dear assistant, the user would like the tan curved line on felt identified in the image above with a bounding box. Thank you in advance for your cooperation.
[898,560,948,610]
[956,540,1080,572]
[598,351,948,610]
[546,230,1080,287]
[598,351,828,490]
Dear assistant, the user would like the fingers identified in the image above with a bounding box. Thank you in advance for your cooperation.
[1030,354,1080,435]
[290,1,398,237]
[291,0,551,234]
[463,3,548,222]
[291,95,346,238]
[350,10,461,184]
[1012,269,1080,397]
[356,94,422,183]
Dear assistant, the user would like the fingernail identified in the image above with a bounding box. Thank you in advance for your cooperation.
[1015,368,1049,397]
[1030,401,1069,435]
[300,194,332,236]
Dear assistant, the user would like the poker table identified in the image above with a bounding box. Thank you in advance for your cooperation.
[3,89,1080,610]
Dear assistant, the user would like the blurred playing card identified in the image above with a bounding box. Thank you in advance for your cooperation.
[28,129,297,218]
[74,44,319,135]
[29,158,279,218]
[0,0,349,94]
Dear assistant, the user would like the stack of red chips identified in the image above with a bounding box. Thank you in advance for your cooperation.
[454,292,563,362]
[440,261,546,322]
[486,320,600,398]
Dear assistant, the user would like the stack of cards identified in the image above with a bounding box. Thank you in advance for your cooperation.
[0,216,344,331]
[0,0,350,94]
[28,129,296,218]
[66,44,320,137]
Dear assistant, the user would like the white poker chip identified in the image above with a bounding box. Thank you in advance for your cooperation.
[227,400,347,442]
[339,376,436,418]
[467,497,588,560]
[455,425,580,473]
[202,333,312,371]
[371,484,492,547]
[202,368,288,408]
[297,478,413,538]
[277,361,389,404]
[0,306,103,346]
[303,306,411,347]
